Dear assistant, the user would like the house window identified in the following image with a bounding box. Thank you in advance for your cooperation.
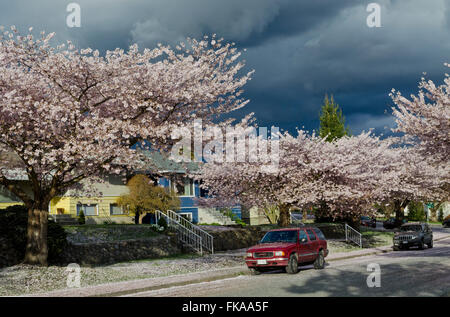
[110,204,124,215]
[170,178,194,197]
[76,204,98,216]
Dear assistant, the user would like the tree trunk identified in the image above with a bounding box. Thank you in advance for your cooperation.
[278,204,291,227]
[23,209,48,266]
[302,209,308,223]
[429,202,443,222]
[394,200,403,221]
[394,199,409,222]
[139,212,147,224]
[346,216,360,229]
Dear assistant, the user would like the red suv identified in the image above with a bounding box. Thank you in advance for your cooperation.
[245,227,328,274]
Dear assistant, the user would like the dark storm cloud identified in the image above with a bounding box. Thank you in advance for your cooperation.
[0,0,449,135]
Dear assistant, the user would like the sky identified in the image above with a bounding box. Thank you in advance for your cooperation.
[1,0,449,136]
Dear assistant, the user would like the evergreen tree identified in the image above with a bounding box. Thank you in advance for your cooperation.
[317,94,351,225]
[319,94,350,142]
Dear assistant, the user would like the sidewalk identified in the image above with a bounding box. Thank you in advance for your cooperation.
[30,232,450,297]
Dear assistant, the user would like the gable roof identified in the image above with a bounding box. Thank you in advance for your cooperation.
[139,150,200,175]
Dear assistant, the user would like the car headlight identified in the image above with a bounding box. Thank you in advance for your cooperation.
[246,252,252,258]
[274,251,285,257]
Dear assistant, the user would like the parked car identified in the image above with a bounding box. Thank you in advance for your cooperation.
[361,216,377,228]
[393,222,433,250]
[443,217,450,228]
[383,217,407,229]
[245,227,328,275]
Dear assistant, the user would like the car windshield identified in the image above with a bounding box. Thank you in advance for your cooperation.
[401,225,422,232]
[361,216,370,220]
[260,230,297,243]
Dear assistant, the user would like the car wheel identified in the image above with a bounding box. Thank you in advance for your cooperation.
[418,239,424,250]
[393,246,400,251]
[285,254,299,274]
[313,250,325,269]
[427,240,433,248]
[249,268,261,275]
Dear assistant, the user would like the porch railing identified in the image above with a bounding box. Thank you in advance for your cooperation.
[345,223,363,248]
[155,210,214,254]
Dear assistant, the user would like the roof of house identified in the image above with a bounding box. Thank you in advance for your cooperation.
[139,150,200,175]
[1,150,200,181]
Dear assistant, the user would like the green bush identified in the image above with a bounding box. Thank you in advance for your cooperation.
[78,210,85,225]
[47,220,69,263]
[437,209,444,222]
[407,201,426,221]
[157,216,168,230]
[198,223,221,226]
[0,205,68,265]
[221,208,246,227]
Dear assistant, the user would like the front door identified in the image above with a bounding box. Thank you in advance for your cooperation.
[298,229,313,262]
[306,229,319,261]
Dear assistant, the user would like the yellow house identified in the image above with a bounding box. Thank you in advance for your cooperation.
[0,175,134,224]
[49,175,134,224]
[0,152,242,225]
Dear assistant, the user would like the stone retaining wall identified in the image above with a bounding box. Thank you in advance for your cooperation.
[0,237,21,268]
[313,223,346,239]
[61,235,181,265]
[208,227,265,251]
[206,224,346,251]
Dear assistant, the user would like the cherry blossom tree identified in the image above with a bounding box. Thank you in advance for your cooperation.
[390,64,450,220]
[390,63,450,165]
[197,130,448,228]
[0,26,253,265]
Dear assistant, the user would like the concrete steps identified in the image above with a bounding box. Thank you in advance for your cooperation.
[49,214,79,225]
[198,208,236,225]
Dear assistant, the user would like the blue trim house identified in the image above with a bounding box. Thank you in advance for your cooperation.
[142,151,242,225]
[0,150,242,225]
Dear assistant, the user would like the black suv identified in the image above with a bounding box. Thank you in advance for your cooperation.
[393,223,433,250]
[443,218,450,228]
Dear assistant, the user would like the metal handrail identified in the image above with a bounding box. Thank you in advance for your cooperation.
[345,223,363,248]
[155,210,203,254]
[165,210,214,254]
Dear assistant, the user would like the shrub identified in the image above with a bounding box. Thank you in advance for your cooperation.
[407,201,426,221]
[0,205,68,265]
[444,214,450,222]
[221,208,246,227]
[157,216,168,230]
[47,220,69,263]
[78,210,85,225]
[149,224,165,232]
[437,209,444,222]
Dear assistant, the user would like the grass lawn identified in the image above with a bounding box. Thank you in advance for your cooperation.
[121,253,202,264]
[360,229,394,247]
[328,229,394,253]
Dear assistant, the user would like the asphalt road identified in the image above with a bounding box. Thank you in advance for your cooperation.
[126,232,450,297]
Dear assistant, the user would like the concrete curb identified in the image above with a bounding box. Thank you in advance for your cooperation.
[28,266,248,297]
